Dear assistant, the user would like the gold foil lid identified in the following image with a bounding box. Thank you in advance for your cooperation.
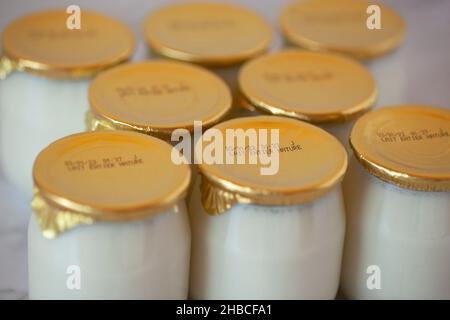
[280,0,406,60]
[32,131,191,238]
[143,2,272,66]
[350,105,450,191]
[1,10,135,78]
[239,50,377,123]
[88,61,232,139]
[198,116,347,214]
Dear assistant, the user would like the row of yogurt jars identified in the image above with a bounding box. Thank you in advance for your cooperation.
[1,0,407,199]
[28,106,450,300]
[1,2,448,299]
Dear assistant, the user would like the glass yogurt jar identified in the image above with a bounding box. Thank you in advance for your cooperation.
[0,10,135,198]
[28,131,191,299]
[87,60,231,146]
[189,116,348,299]
[238,49,377,149]
[142,2,272,117]
[279,0,406,107]
[341,105,450,299]
[279,0,405,60]
[86,60,232,192]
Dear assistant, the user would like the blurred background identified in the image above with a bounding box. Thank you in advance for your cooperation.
[0,0,450,299]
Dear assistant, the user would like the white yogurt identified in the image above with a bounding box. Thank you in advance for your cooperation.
[319,120,355,151]
[189,179,345,300]
[0,73,88,198]
[28,201,190,300]
[342,156,450,299]
[188,116,348,299]
[28,131,191,299]
[341,105,450,299]
[0,10,135,198]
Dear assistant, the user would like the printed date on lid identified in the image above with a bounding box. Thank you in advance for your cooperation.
[64,155,144,172]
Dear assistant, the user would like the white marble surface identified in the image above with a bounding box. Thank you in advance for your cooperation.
[0,0,450,299]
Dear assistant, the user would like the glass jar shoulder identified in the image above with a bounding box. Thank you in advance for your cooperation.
[27,201,191,299]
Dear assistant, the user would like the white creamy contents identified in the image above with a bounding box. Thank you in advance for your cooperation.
[319,120,354,152]
[0,72,88,197]
[28,201,191,299]
[189,178,346,300]
[28,131,191,299]
[341,156,450,299]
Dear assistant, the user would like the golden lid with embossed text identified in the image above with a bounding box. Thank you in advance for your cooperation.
[198,116,347,214]
[87,61,232,139]
[350,105,450,191]
[280,0,406,60]
[1,9,135,79]
[143,2,272,66]
[32,131,191,238]
[239,50,377,123]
